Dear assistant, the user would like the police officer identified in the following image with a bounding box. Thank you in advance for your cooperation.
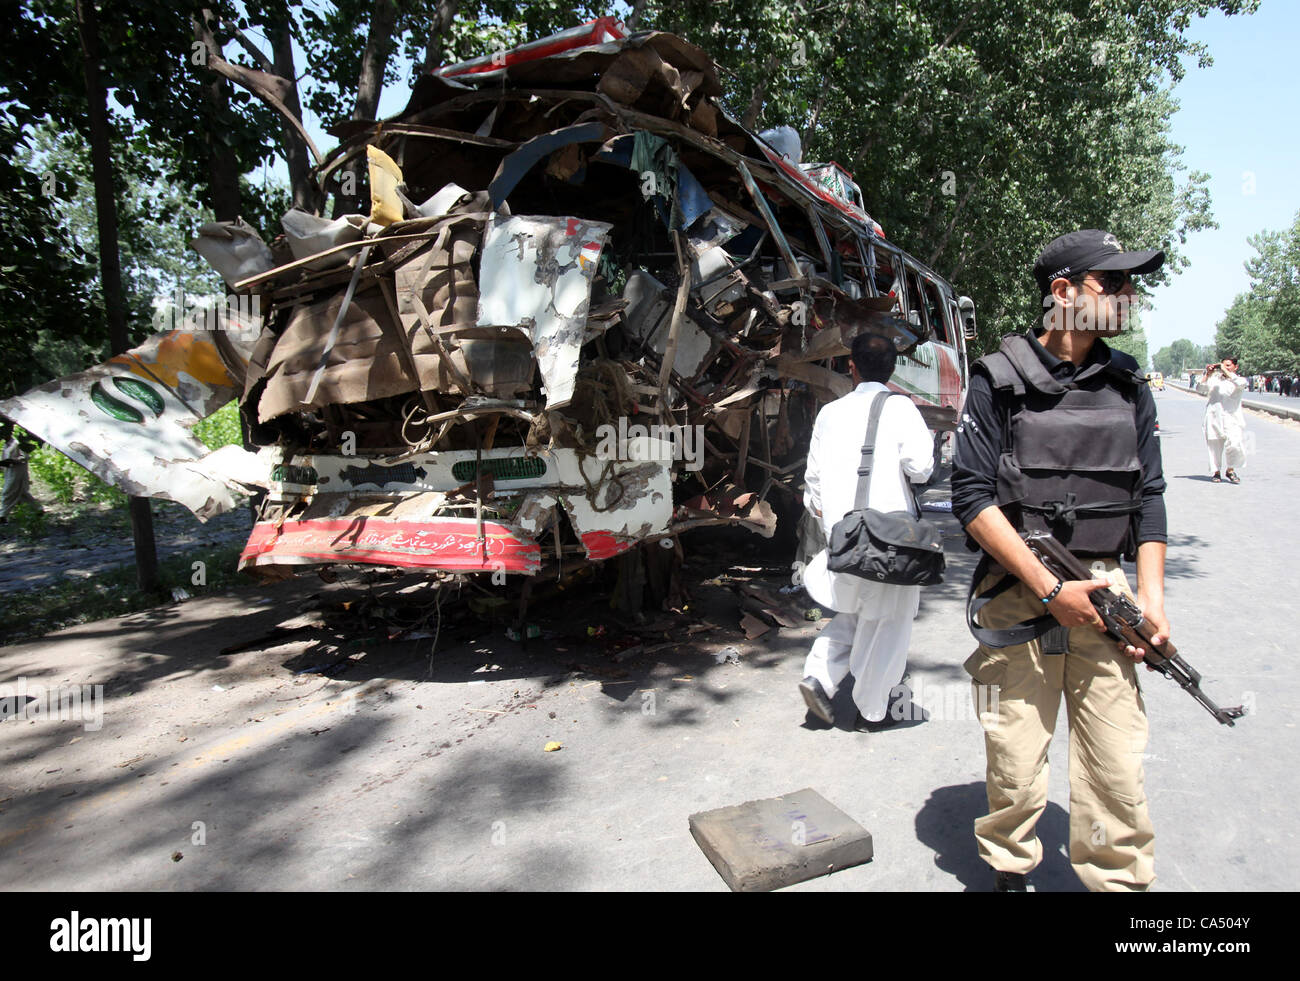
[951,229,1171,892]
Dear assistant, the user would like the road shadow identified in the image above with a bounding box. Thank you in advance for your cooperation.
[915,782,1086,892]
[0,697,583,890]
[1162,532,1210,582]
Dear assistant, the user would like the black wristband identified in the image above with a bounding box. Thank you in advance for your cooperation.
[1041,579,1064,605]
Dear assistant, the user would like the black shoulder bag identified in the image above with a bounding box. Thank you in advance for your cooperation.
[825,392,946,586]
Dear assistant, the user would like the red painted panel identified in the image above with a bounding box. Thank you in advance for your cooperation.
[579,530,635,562]
[436,18,628,78]
[239,517,541,573]
[936,344,963,411]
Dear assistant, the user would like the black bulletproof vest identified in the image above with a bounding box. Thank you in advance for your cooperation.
[975,333,1144,558]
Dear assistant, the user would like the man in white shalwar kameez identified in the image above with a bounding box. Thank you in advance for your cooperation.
[1201,357,1248,483]
[798,332,935,730]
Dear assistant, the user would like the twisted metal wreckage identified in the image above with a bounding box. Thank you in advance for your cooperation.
[1,20,975,598]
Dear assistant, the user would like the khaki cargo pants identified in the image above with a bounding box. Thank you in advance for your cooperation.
[964,558,1155,892]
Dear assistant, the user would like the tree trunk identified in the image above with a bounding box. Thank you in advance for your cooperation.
[194,7,322,213]
[193,17,241,221]
[353,0,398,122]
[201,79,241,221]
[625,0,649,30]
[741,53,781,130]
[927,173,979,268]
[76,0,159,592]
[266,12,319,212]
[803,93,826,150]
[419,0,461,75]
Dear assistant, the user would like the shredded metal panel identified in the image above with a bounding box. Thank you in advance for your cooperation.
[476,214,611,410]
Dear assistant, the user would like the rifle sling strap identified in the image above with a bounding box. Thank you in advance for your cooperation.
[966,553,1064,651]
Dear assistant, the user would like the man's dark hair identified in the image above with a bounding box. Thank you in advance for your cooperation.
[851,332,897,383]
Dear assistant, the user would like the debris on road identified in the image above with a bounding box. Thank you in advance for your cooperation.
[714,645,741,665]
[689,787,874,892]
[739,612,770,639]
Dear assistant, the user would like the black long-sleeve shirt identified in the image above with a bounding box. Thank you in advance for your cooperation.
[951,330,1167,547]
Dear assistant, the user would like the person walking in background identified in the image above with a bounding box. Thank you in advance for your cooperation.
[1202,358,1248,483]
[0,423,34,524]
[797,326,934,733]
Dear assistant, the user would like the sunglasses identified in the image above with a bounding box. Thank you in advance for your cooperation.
[1077,270,1132,295]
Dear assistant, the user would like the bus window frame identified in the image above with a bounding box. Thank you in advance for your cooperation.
[901,261,930,335]
[922,277,952,345]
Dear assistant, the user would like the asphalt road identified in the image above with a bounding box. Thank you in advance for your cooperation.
[1171,378,1300,417]
[0,385,1294,891]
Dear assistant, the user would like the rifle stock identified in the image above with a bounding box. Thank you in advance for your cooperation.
[1021,532,1245,727]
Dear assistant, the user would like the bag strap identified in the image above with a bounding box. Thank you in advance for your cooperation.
[852,391,894,512]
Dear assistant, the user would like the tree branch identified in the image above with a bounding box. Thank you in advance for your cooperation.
[927,152,985,267]
[742,52,782,130]
[420,0,460,75]
[353,0,398,122]
[195,9,322,167]
[221,22,276,75]
[626,0,649,31]
[858,7,976,158]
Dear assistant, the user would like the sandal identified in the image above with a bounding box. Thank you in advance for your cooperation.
[1211,472,1221,482]
[1226,470,1241,484]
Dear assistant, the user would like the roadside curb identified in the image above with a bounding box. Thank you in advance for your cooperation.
[1166,380,1300,422]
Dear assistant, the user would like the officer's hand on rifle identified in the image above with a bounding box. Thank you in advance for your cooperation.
[1121,597,1171,666]
[1044,579,1113,632]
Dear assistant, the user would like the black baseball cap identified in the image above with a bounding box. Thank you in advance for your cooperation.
[1033,229,1165,294]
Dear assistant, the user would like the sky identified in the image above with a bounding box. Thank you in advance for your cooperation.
[1143,0,1300,360]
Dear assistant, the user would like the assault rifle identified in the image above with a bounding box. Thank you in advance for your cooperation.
[1023,532,1245,727]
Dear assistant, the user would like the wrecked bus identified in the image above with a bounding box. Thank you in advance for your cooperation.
[1,20,973,589]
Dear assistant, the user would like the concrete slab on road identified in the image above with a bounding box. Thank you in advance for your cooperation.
[0,383,1294,891]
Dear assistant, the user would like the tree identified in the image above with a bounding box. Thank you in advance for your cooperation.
[1216,292,1286,373]
[1242,211,1300,371]
[0,1,104,399]
[1152,337,1207,376]
[0,0,284,380]
[16,124,225,345]
[1209,209,1300,374]
[1169,338,1198,375]
[76,0,159,590]
[646,0,1255,354]
[1107,325,1150,372]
